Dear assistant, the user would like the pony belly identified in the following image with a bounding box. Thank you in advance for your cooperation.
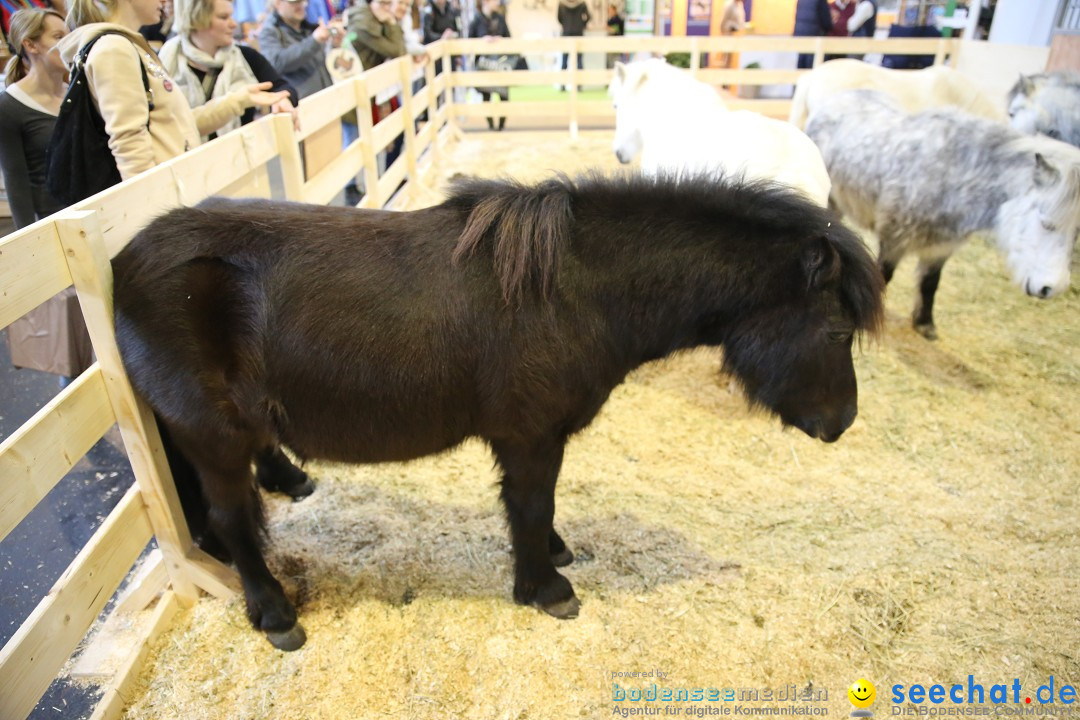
[278,397,475,465]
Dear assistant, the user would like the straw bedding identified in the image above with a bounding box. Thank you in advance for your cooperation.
[112,131,1078,719]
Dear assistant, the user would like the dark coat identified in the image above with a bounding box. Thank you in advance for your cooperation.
[557,0,591,36]
[422,0,460,43]
[793,0,832,37]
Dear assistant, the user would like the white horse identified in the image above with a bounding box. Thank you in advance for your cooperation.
[806,89,1080,340]
[609,59,831,206]
[1006,72,1080,148]
[789,58,1003,130]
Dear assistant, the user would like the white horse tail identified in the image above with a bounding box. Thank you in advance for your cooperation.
[789,73,813,130]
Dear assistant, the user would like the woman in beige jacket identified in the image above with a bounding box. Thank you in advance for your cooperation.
[57,0,288,180]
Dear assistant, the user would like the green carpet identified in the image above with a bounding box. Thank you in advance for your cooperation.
[508,86,611,102]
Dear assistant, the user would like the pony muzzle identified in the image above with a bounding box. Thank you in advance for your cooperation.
[790,406,857,444]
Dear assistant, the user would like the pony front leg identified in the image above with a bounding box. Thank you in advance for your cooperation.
[492,438,580,618]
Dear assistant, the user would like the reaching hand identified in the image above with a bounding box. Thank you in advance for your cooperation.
[244,82,291,109]
[313,19,331,43]
[271,97,301,132]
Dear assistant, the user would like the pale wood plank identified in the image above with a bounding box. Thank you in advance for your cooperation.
[184,548,241,598]
[89,590,181,720]
[302,119,344,181]
[0,364,115,544]
[697,68,803,85]
[371,106,407,154]
[302,141,366,206]
[218,163,273,200]
[353,76,381,208]
[295,80,360,141]
[71,165,181,260]
[361,59,403,99]
[398,60,420,181]
[377,155,409,205]
[452,70,566,86]
[273,113,306,202]
[0,486,152,720]
[112,549,167,616]
[415,119,436,155]
[54,212,200,602]
[0,221,71,330]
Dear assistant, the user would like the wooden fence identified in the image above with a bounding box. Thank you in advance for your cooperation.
[0,35,959,720]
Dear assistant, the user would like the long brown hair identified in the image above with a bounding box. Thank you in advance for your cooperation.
[4,8,65,83]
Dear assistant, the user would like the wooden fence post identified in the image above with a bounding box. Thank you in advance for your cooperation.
[272,113,305,202]
[54,211,204,603]
[353,75,382,208]
[399,58,420,182]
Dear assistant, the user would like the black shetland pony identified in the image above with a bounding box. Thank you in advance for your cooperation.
[112,172,884,650]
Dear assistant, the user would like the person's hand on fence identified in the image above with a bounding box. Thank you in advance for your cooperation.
[413,51,430,65]
[441,27,458,39]
[243,82,292,110]
[271,97,301,132]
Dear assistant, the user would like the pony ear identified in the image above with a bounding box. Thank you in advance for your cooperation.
[1034,153,1061,187]
[634,67,649,91]
[1018,74,1036,97]
[804,237,841,290]
[614,61,626,82]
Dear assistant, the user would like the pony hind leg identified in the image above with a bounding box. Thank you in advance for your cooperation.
[168,424,306,650]
[912,256,949,340]
[255,447,315,499]
[492,438,580,618]
[549,528,574,567]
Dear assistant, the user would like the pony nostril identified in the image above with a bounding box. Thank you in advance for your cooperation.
[1038,285,1052,299]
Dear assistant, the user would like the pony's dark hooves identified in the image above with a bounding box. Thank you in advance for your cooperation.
[551,548,574,567]
[266,623,307,651]
[913,323,938,341]
[284,477,316,500]
[538,595,580,619]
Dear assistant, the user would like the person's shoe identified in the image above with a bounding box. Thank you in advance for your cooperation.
[498,117,506,131]
[486,117,496,130]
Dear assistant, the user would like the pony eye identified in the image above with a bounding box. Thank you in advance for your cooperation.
[1046,129,1061,140]
[828,330,852,344]
[1041,220,1057,231]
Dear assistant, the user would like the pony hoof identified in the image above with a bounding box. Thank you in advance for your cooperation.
[538,595,580,619]
[286,478,316,500]
[914,323,938,341]
[266,623,307,651]
[551,548,574,567]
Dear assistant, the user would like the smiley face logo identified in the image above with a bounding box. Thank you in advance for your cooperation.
[848,678,876,708]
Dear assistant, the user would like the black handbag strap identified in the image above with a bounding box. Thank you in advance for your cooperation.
[74,30,155,117]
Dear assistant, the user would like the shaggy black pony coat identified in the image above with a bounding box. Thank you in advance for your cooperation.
[112,172,884,650]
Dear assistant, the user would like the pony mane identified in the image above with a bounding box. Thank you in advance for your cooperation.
[447,172,885,335]
[449,176,572,304]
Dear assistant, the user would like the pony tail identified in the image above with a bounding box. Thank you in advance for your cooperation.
[4,55,28,83]
[67,0,111,28]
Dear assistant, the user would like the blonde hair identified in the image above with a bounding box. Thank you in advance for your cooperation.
[4,8,66,83]
[66,0,118,28]
[173,0,226,35]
